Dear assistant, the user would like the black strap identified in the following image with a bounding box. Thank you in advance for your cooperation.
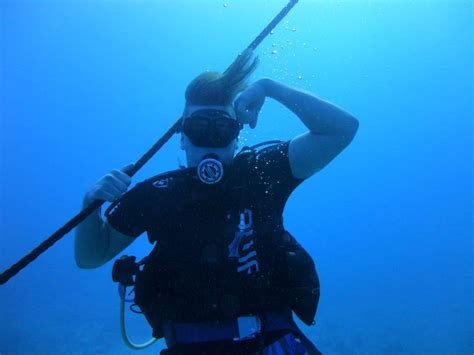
[233,148,257,213]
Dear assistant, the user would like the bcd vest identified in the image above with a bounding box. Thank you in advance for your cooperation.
[126,149,319,338]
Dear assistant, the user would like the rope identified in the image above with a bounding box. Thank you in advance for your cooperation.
[0,119,182,285]
[247,0,298,51]
[0,0,300,286]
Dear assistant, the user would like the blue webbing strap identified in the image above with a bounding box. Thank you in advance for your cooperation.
[163,312,292,346]
[162,312,322,354]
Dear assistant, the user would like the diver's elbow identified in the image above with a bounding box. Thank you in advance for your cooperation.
[345,115,359,136]
[75,253,103,270]
[339,115,359,145]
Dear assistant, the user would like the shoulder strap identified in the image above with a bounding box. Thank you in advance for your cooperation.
[144,166,192,185]
[233,147,257,213]
[233,141,284,212]
[104,168,192,218]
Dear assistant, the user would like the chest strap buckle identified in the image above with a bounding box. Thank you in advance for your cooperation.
[233,316,261,341]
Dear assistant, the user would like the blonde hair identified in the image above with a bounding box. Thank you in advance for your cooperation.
[185,49,259,106]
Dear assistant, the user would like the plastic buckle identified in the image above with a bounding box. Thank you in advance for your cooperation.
[233,316,261,341]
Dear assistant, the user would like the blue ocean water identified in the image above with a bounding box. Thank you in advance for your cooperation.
[0,1,472,354]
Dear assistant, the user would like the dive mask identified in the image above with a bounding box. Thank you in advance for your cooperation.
[181,109,243,148]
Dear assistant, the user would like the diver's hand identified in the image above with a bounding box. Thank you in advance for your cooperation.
[234,80,267,129]
[83,163,134,205]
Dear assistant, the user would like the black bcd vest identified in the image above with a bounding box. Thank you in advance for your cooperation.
[115,148,320,339]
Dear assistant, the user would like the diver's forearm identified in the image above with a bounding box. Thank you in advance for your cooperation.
[258,78,358,135]
[74,202,110,269]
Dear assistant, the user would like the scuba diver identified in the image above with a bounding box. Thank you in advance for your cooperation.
[74,50,358,354]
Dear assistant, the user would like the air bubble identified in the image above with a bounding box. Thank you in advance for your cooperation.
[271,50,278,55]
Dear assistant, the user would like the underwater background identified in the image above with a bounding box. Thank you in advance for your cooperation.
[1,0,472,354]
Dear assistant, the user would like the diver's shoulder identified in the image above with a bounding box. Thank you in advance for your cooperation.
[141,167,193,189]
[255,140,290,158]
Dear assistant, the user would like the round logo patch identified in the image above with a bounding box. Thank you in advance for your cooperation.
[197,158,224,184]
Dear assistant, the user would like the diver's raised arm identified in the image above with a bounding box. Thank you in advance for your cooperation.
[235,78,359,179]
[74,164,136,269]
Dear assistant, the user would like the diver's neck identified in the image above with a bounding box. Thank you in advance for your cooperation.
[186,155,234,168]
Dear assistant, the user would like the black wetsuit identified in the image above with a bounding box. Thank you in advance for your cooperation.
[106,141,319,354]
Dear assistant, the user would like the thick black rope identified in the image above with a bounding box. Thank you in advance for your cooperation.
[0,0,299,286]
[247,0,298,51]
[0,120,182,285]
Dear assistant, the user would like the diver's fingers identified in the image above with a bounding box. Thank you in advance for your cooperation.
[239,110,254,125]
[102,173,129,193]
[101,182,124,198]
[121,163,135,175]
[86,181,122,202]
[94,180,127,200]
[92,189,117,203]
[234,97,245,113]
[235,99,253,124]
[249,118,258,129]
[86,184,123,203]
[85,169,129,203]
[84,166,131,205]
[247,109,259,129]
[110,168,132,187]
